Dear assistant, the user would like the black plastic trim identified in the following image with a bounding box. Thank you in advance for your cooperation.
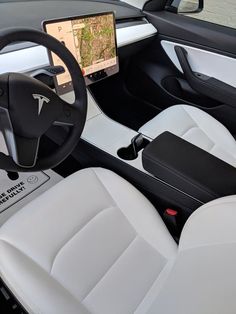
[142,132,236,203]
[145,11,236,56]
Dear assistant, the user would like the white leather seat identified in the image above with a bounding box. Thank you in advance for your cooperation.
[139,105,236,167]
[0,167,236,313]
[0,168,176,314]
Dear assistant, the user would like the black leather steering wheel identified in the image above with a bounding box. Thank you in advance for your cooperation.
[0,28,87,172]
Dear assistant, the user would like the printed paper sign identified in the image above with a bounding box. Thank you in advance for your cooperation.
[0,171,49,213]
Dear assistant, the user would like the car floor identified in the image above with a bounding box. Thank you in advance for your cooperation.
[0,277,27,314]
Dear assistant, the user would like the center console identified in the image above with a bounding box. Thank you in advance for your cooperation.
[142,132,236,203]
[69,90,205,217]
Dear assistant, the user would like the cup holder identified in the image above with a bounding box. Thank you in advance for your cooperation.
[117,134,150,160]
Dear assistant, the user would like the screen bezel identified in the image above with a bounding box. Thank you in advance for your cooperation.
[42,11,119,95]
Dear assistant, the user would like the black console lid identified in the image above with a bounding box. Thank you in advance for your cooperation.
[142,132,236,203]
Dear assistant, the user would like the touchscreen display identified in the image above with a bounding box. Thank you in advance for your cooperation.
[43,12,119,95]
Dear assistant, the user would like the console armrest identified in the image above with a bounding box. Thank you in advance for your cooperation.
[142,132,236,203]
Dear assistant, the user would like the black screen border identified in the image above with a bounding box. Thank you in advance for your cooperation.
[42,11,119,95]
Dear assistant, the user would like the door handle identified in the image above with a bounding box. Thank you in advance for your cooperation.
[175,46,236,107]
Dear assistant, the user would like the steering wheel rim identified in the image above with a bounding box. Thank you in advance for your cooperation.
[0,27,87,172]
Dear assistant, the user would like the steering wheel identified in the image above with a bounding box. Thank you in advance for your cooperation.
[0,28,87,172]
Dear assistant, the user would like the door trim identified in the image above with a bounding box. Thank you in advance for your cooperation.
[161,40,236,88]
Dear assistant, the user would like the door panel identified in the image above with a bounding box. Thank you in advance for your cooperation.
[161,40,236,88]
[145,11,236,55]
[125,9,236,135]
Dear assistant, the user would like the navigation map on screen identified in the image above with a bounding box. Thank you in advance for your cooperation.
[43,12,119,95]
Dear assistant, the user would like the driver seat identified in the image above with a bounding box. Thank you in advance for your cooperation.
[0,168,236,314]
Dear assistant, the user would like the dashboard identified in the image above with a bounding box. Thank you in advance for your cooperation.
[0,0,157,75]
[0,1,143,30]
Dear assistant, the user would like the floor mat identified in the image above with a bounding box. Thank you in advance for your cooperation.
[0,169,61,226]
[0,171,49,213]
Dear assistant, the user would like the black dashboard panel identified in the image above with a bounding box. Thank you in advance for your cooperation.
[0,0,143,30]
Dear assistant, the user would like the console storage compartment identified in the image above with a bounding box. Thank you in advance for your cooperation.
[142,132,236,203]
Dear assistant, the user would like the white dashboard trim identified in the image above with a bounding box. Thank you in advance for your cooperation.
[1,45,48,74]
[0,24,157,74]
[117,23,157,47]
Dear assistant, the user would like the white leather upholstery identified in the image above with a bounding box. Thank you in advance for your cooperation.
[139,105,236,167]
[144,195,236,314]
[0,168,176,314]
[1,168,236,313]
[0,131,9,155]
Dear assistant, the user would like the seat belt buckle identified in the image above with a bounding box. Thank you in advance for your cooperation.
[163,208,180,241]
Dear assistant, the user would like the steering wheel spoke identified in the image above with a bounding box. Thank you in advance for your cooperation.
[54,102,81,126]
[13,135,40,168]
[0,105,40,168]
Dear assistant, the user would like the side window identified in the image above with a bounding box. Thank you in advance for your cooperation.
[168,0,236,29]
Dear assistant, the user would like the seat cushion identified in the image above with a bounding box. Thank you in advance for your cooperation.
[139,105,236,167]
[0,168,176,314]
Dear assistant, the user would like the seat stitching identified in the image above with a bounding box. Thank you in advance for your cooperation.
[180,240,236,252]
[133,260,174,314]
[180,116,236,162]
[82,235,137,303]
[179,125,197,138]
[50,167,129,273]
[181,126,215,150]
[176,106,197,137]
[0,239,85,310]
[91,169,121,209]
[50,205,115,274]
[182,106,214,142]
[91,169,145,238]
[182,106,236,159]
[91,169,148,219]
[182,106,236,158]
[180,125,196,137]
[209,143,216,151]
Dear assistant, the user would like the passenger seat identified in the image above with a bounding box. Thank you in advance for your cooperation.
[139,105,236,167]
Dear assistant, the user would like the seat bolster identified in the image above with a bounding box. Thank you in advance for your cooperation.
[179,195,236,251]
[0,240,89,314]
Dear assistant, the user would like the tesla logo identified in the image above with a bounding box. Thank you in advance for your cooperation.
[32,94,50,115]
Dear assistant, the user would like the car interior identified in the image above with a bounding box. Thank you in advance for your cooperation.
[0,0,236,313]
